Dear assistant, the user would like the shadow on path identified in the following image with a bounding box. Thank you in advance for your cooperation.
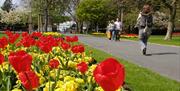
[146,52,178,56]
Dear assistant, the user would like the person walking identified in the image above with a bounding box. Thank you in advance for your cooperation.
[106,21,112,40]
[114,18,122,41]
[135,3,153,55]
[111,20,117,41]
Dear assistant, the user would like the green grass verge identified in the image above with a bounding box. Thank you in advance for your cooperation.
[0,33,5,37]
[90,33,180,46]
[122,35,180,46]
[85,45,180,91]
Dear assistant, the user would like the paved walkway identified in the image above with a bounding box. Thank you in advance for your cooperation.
[75,34,180,81]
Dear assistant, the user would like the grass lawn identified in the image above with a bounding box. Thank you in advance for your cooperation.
[85,45,180,91]
[122,35,180,46]
[0,33,5,37]
[91,33,180,46]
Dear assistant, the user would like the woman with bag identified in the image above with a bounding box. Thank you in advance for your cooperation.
[135,3,153,55]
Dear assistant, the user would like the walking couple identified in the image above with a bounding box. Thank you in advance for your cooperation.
[106,18,122,41]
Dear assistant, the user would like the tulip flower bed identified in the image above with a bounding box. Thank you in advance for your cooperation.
[0,31,125,91]
[121,34,138,38]
[43,32,64,38]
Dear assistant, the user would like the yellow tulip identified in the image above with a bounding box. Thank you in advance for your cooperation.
[43,82,55,91]
[55,88,64,91]
[11,88,22,91]
[68,61,77,68]
[95,87,104,91]
[75,78,84,84]
[39,76,46,85]
[64,81,78,91]
[56,81,63,88]
[64,76,75,82]
[50,70,57,79]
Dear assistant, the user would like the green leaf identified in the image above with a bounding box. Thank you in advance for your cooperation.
[0,71,2,84]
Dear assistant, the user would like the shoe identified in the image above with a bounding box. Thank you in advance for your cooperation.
[142,48,146,55]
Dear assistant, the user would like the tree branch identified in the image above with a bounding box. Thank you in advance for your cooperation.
[162,0,172,8]
[171,0,177,6]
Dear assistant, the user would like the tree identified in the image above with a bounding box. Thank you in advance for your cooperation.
[64,0,81,32]
[76,0,117,32]
[1,0,13,12]
[161,0,177,40]
[134,0,178,39]
[0,10,29,31]
[21,0,71,32]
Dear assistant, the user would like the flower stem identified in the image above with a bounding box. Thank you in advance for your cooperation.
[7,76,11,91]
[88,76,94,91]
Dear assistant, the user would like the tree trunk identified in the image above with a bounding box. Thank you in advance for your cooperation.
[48,16,53,32]
[44,9,48,32]
[28,14,33,33]
[120,8,123,32]
[164,21,174,40]
[38,14,40,32]
[96,23,99,33]
[44,0,48,32]
[78,22,83,33]
[75,21,79,33]
[28,0,33,33]
[164,1,176,40]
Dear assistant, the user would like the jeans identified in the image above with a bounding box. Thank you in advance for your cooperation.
[111,31,116,40]
[139,28,151,50]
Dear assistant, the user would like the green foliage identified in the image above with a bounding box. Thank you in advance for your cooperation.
[76,0,117,24]
[51,15,71,23]
[1,0,13,12]
[27,0,180,30]
[123,10,139,28]
[23,0,71,25]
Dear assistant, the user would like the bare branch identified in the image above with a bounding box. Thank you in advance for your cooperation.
[161,0,172,8]
[171,0,177,6]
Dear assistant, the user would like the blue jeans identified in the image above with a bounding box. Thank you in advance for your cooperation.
[112,31,116,40]
[139,28,151,50]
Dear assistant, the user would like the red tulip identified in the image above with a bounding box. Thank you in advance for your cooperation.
[8,33,20,44]
[71,45,85,53]
[19,35,36,47]
[22,32,29,37]
[93,58,125,91]
[78,45,85,53]
[71,45,78,53]
[65,36,72,42]
[61,42,70,50]
[56,38,64,44]
[36,36,53,53]
[0,37,8,49]
[36,35,60,53]
[65,36,78,42]
[49,59,60,69]
[39,44,52,53]
[72,36,78,42]
[19,71,39,90]
[16,42,22,47]
[31,32,42,38]
[0,54,4,65]
[77,62,88,74]
[46,35,59,47]
[4,30,13,37]
[8,50,32,73]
